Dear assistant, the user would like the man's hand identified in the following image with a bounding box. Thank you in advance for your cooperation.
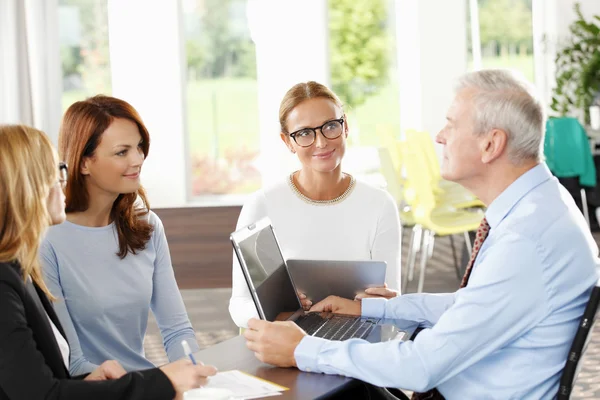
[84,360,127,381]
[354,283,399,300]
[309,295,362,315]
[244,319,306,367]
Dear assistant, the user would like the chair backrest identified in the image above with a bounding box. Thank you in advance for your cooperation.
[376,126,403,175]
[544,117,597,187]
[378,147,404,204]
[404,130,437,183]
[557,283,600,399]
[408,129,442,184]
[402,132,437,219]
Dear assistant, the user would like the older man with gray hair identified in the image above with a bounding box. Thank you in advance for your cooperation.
[243,69,599,399]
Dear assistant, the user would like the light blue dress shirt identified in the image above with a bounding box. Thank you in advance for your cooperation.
[295,164,599,399]
[41,211,200,375]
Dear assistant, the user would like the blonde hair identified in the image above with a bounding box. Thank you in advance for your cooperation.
[279,81,344,133]
[0,125,57,298]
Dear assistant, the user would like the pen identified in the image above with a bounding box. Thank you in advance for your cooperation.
[181,339,197,365]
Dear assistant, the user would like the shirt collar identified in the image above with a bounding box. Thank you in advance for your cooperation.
[485,163,553,229]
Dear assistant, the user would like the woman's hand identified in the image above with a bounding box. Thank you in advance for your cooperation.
[310,296,361,315]
[159,359,218,400]
[297,291,312,310]
[354,283,399,300]
[84,360,127,381]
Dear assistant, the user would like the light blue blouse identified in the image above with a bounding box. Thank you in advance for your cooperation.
[41,211,200,375]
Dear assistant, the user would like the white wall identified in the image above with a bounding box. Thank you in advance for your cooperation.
[555,0,600,40]
[107,0,188,208]
[395,0,468,159]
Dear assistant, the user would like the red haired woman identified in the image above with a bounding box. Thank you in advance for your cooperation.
[41,96,201,375]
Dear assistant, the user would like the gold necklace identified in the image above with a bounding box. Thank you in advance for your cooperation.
[288,172,356,205]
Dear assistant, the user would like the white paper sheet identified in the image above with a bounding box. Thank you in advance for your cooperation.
[184,370,288,400]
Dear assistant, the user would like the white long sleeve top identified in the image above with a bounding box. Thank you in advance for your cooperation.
[228,175,402,327]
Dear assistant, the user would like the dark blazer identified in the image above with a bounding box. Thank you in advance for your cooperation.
[0,261,176,400]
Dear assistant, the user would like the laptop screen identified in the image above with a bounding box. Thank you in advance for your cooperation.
[233,223,302,321]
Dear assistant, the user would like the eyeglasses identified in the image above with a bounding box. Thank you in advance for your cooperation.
[58,162,68,189]
[288,118,345,148]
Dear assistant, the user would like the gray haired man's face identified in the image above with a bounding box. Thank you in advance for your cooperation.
[436,89,484,184]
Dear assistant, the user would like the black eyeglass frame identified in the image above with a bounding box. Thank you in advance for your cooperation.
[287,117,345,147]
[58,162,68,189]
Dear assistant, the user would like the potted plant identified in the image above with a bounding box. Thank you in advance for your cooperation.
[550,2,600,126]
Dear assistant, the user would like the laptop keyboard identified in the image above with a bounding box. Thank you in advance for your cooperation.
[295,313,376,341]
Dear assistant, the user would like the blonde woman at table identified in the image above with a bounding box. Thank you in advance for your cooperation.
[40,96,201,376]
[229,81,402,328]
[0,124,216,400]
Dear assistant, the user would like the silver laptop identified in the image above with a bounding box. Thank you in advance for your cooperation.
[230,217,417,342]
[286,259,387,304]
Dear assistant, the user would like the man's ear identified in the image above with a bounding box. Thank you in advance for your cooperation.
[481,128,508,164]
[280,133,295,153]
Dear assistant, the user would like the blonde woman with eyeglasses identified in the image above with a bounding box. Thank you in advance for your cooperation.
[228,81,402,328]
[0,125,216,400]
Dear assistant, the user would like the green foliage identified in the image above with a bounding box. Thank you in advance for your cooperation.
[478,0,533,55]
[551,3,600,124]
[186,40,205,78]
[60,45,81,76]
[186,0,256,80]
[59,0,111,94]
[328,0,389,109]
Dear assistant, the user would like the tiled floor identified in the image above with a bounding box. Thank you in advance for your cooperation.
[144,228,600,399]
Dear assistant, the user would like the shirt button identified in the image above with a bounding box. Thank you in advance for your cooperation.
[306,367,311,372]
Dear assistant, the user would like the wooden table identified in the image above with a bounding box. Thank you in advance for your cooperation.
[194,335,357,399]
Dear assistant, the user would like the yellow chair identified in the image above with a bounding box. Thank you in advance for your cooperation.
[377,129,428,293]
[377,128,484,291]
[378,147,423,290]
[378,127,483,209]
[409,130,485,208]
[378,133,483,292]
[379,145,468,292]
[401,134,485,293]
[405,130,484,209]
[376,126,403,175]
[377,147,415,225]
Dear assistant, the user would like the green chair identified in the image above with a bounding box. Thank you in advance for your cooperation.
[544,117,596,227]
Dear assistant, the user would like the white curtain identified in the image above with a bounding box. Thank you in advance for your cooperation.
[0,0,62,143]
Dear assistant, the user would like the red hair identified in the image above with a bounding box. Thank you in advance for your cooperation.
[59,95,153,259]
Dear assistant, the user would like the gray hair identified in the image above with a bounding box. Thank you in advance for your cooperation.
[456,69,545,164]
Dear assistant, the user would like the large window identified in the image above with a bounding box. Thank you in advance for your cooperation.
[183,0,261,196]
[328,0,401,149]
[59,0,112,111]
[468,0,534,82]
